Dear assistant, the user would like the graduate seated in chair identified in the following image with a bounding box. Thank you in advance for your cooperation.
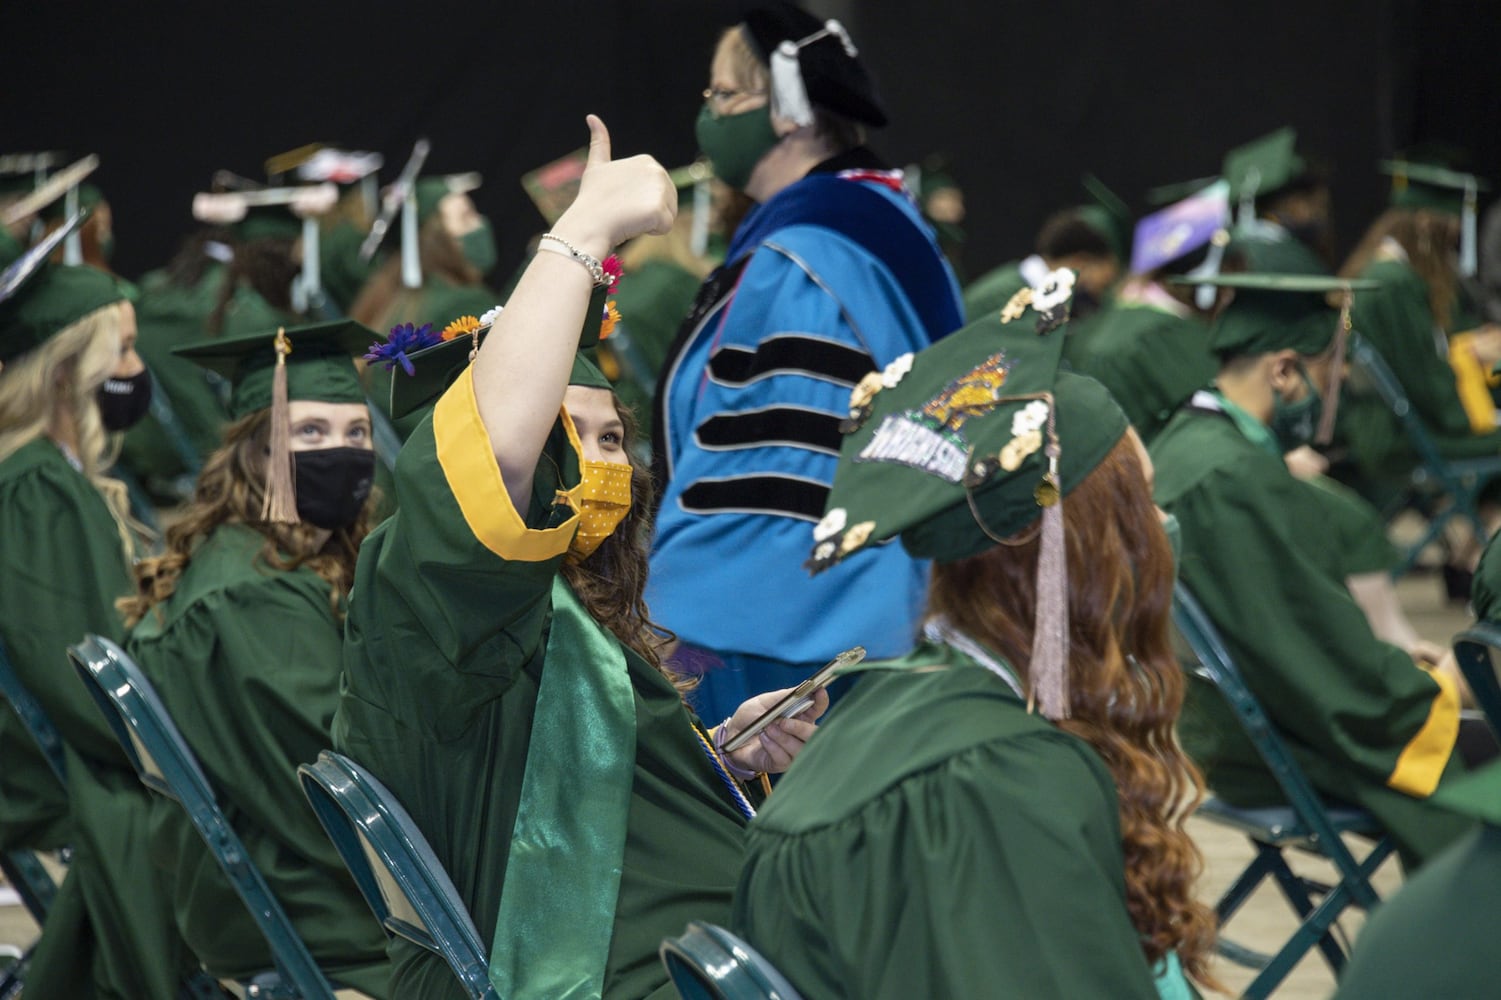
[117,320,394,995]
[335,116,826,1000]
[732,270,1216,998]
[1151,272,1477,869]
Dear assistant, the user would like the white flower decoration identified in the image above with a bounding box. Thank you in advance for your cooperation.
[881,353,915,388]
[1032,268,1076,313]
[479,304,505,327]
[814,507,848,543]
[813,540,837,562]
[1010,400,1050,437]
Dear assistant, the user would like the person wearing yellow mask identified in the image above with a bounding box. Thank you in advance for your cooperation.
[336,115,828,1000]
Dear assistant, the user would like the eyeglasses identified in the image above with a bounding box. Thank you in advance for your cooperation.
[702,86,767,115]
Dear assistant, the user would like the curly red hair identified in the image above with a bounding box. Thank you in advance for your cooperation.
[927,432,1217,986]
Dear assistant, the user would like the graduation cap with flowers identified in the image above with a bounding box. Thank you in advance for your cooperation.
[370,255,623,420]
[810,267,1129,720]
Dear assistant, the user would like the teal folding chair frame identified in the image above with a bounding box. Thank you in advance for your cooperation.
[1350,335,1501,577]
[659,922,804,1000]
[68,634,337,1000]
[297,751,493,1000]
[1453,621,1501,742]
[1173,584,1395,999]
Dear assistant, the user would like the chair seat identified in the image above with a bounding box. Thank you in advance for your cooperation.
[1198,796,1385,847]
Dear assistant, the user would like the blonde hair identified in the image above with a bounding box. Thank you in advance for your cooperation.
[0,301,139,559]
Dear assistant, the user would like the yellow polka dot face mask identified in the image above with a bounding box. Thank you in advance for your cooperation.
[567,460,634,562]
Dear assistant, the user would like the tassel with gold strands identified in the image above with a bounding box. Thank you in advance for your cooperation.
[1028,400,1069,720]
[260,327,299,523]
[1314,286,1353,447]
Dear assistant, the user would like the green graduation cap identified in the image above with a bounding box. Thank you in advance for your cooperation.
[0,214,125,365]
[1223,127,1307,222]
[810,267,1129,720]
[1145,175,1218,207]
[378,285,613,421]
[1382,158,1490,276]
[173,318,373,420]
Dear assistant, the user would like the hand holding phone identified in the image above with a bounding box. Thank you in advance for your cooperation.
[721,646,864,753]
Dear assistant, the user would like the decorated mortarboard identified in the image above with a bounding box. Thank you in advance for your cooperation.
[193,183,338,311]
[1171,271,1379,443]
[742,2,887,128]
[1077,173,1133,262]
[0,213,125,365]
[811,267,1129,720]
[522,148,589,226]
[1381,158,1491,277]
[1223,127,1308,226]
[1144,175,1218,208]
[1130,180,1231,275]
[373,255,623,420]
[1,155,99,229]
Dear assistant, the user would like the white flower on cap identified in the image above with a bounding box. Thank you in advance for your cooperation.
[814,507,848,542]
[882,352,914,388]
[479,304,504,327]
[1032,269,1076,313]
[1011,399,1050,437]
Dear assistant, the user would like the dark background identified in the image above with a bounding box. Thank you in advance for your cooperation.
[2,0,1495,283]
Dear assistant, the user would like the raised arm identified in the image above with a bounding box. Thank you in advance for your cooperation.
[473,115,676,512]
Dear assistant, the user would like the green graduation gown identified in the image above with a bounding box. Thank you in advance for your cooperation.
[119,263,232,490]
[320,220,381,315]
[1473,531,1501,622]
[1070,299,1216,444]
[0,436,192,998]
[961,260,1028,322]
[1152,394,1473,867]
[732,642,1162,999]
[125,523,391,994]
[1339,257,1501,486]
[334,369,749,1000]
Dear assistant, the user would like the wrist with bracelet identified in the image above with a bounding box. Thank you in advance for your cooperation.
[714,718,763,781]
[537,232,612,287]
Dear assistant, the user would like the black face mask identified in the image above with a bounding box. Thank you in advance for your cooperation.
[96,370,153,431]
[292,447,375,530]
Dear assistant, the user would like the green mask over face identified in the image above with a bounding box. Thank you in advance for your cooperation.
[1269,365,1323,452]
[695,102,780,193]
[460,220,498,275]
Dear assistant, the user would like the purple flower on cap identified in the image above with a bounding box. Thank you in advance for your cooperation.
[365,322,442,376]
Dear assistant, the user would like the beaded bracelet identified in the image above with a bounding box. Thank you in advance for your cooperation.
[537,233,608,286]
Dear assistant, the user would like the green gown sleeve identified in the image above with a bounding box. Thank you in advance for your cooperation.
[733,731,1159,999]
[1167,454,1457,798]
[342,367,583,740]
[129,547,390,991]
[1475,531,1501,623]
[0,443,133,764]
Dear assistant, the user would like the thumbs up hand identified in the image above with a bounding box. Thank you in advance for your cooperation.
[552,115,677,260]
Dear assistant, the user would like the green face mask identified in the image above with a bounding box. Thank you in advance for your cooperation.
[1269,365,1323,452]
[460,221,498,275]
[695,102,780,193]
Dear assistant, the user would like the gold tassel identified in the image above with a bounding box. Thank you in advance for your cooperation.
[1314,289,1352,446]
[1028,432,1070,720]
[260,328,299,523]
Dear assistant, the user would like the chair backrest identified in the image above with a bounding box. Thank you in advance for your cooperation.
[1171,584,1371,867]
[297,751,493,1000]
[1349,334,1450,475]
[659,922,805,1000]
[0,637,66,785]
[67,634,336,1000]
[1453,621,1501,742]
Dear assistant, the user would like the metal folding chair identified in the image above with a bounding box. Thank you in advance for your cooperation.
[297,750,493,1000]
[1173,584,1396,999]
[1350,335,1501,576]
[68,634,337,1000]
[1453,621,1501,742]
[659,922,805,1000]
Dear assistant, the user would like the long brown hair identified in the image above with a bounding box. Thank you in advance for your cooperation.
[119,409,379,628]
[1340,207,1460,331]
[561,399,687,689]
[349,214,483,332]
[926,434,1217,985]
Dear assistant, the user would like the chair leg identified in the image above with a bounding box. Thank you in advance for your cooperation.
[1266,857,1347,974]
[0,852,57,924]
[1395,506,1453,578]
[1214,842,1279,924]
[0,945,32,1000]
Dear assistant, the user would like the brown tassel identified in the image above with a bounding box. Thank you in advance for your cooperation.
[1314,290,1352,446]
[1028,436,1070,720]
[260,328,299,523]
